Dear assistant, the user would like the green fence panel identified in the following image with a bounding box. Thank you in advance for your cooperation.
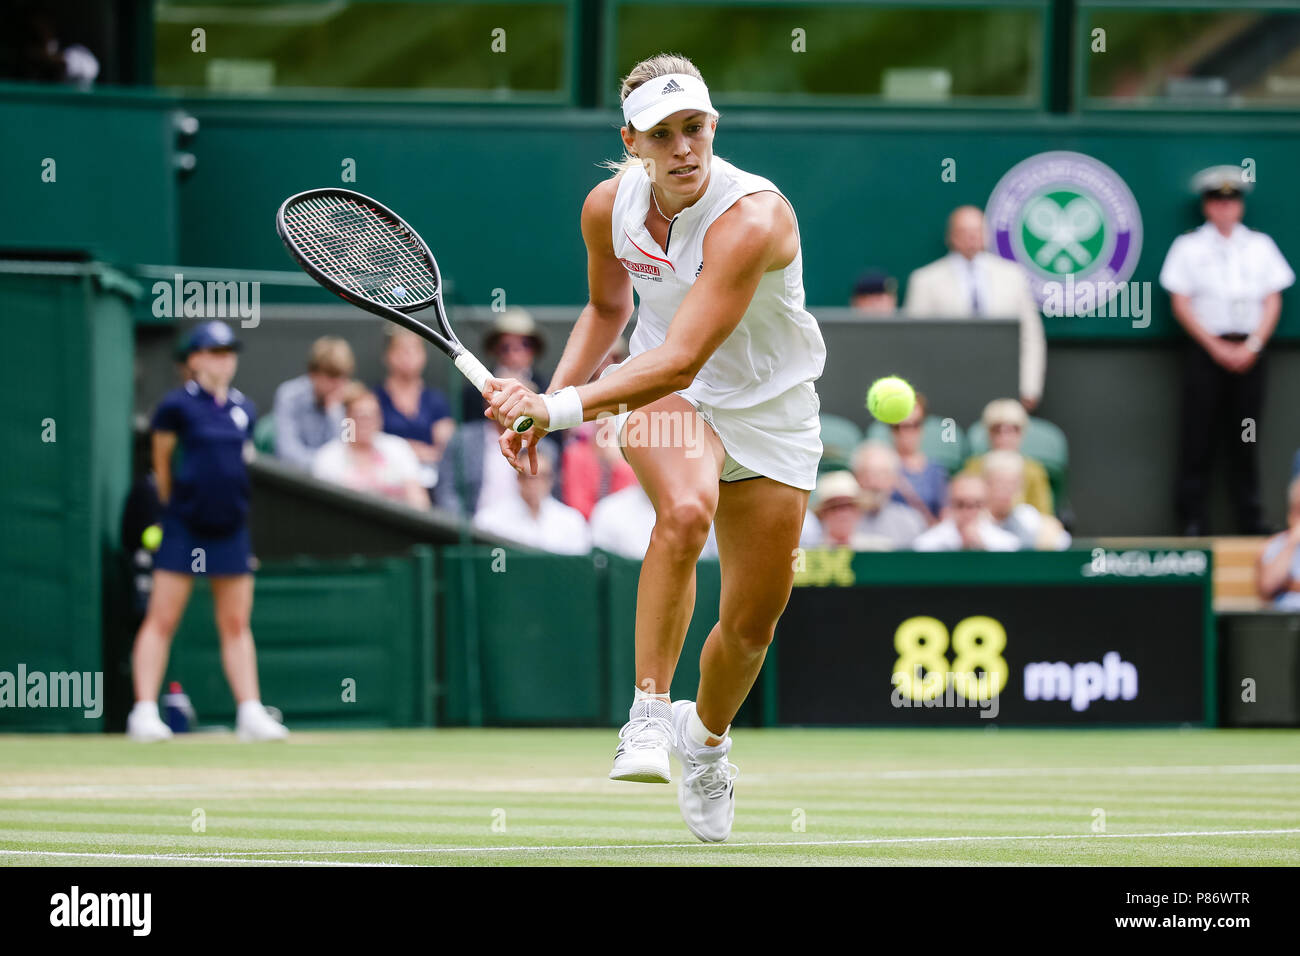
[0,262,136,732]
[441,546,604,725]
[164,547,435,729]
[603,554,766,728]
[0,86,179,265]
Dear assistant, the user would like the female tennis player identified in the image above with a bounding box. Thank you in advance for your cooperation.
[126,320,288,743]
[485,54,825,842]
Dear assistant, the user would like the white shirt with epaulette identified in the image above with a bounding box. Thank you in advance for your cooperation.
[1158,223,1294,336]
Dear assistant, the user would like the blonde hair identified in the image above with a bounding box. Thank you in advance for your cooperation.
[601,53,710,176]
[307,336,355,377]
[339,380,374,411]
[982,398,1028,432]
[983,449,1026,483]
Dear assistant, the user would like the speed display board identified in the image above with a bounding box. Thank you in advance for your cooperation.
[773,549,1213,726]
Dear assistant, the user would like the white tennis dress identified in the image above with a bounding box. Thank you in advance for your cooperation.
[604,156,826,490]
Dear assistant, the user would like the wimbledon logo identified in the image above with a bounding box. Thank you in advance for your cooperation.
[985,151,1142,310]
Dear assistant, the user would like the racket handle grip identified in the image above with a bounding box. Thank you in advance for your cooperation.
[456,351,535,433]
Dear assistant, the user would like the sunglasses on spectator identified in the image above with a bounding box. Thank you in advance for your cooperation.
[952,498,984,509]
[890,421,922,431]
[989,423,1022,434]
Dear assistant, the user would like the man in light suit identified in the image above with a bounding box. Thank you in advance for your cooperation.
[904,205,1047,410]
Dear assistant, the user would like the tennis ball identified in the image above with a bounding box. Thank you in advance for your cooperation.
[141,524,163,552]
[866,376,916,425]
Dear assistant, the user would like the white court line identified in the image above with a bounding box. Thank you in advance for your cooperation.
[3,828,1295,865]
[3,764,1298,799]
[161,826,1300,858]
[0,848,409,867]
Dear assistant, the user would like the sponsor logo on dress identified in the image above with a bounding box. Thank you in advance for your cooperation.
[619,257,662,280]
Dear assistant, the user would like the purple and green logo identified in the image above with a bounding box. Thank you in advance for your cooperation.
[986,151,1142,311]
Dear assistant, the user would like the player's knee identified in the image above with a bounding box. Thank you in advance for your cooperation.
[722,613,777,654]
[653,497,713,553]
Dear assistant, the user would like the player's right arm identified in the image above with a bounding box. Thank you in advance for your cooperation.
[152,430,177,505]
[492,177,633,473]
[548,177,635,392]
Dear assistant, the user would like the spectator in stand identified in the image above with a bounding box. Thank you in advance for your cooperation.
[960,398,1054,516]
[984,450,1071,551]
[849,270,898,316]
[562,337,638,519]
[850,441,926,549]
[460,308,549,421]
[886,392,947,523]
[126,321,287,743]
[272,336,354,470]
[312,382,429,511]
[1257,478,1300,611]
[1293,449,1300,481]
[804,471,878,549]
[374,328,454,491]
[904,205,1047,410]
[474,442,591,554]
[591,481,657,558]
[913,474,1020,552]
[436,388,526,518]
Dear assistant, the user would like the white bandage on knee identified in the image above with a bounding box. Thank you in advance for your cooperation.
[541,386,584,431]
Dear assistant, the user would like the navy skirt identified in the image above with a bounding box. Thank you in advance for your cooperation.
[153,516,254,577]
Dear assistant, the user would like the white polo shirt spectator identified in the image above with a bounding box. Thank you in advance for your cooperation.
[473,443,591,555]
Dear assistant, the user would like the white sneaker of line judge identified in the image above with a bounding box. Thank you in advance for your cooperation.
[236,700,290,741]
[609,697,674,783]
[126,701,173,742]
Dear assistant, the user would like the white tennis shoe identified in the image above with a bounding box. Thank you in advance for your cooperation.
[237,702,289,742]
[126,703,173,742]
[609,699,673,783]
[671,700,738,843]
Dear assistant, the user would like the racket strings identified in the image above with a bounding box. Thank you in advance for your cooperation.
[282,195,439,308]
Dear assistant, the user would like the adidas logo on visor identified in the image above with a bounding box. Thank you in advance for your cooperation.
[661,78,684,94]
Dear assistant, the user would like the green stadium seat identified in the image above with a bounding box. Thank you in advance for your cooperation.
[818,413,862,473]
[865,416,967,475]
[253,412,277,456]
[966,416,1070,510]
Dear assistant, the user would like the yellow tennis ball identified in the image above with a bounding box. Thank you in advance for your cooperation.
[142,524,163,552]
[866,376,916,425]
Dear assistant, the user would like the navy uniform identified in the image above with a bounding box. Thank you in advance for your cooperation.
[151,323,257,575]
[1159,166,1294,534]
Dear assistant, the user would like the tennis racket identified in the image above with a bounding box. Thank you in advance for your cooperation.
[275,187,533,433]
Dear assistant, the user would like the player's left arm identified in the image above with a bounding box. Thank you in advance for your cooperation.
[573,193,795,418]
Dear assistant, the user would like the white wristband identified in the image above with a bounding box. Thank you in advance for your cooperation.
[541,386,584,431]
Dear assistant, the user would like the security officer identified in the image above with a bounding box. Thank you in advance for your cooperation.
[1160,166,1295,535]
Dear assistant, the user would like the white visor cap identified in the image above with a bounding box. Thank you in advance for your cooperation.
[622,73,718,131]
